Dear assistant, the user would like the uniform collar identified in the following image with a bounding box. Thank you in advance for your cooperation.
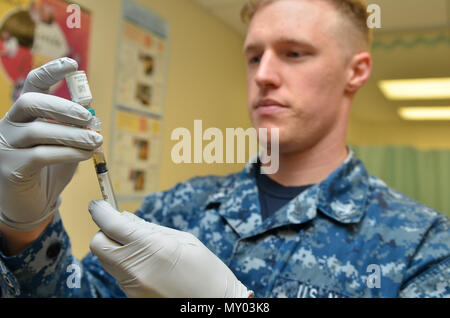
[315,148,369,224]
[205,147,369,238]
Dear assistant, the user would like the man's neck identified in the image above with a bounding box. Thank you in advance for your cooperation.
[261,143,349,187]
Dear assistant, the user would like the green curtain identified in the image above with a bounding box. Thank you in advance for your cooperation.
[352,146,450,218]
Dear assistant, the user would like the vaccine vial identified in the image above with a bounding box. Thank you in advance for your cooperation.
[65,70,93,107]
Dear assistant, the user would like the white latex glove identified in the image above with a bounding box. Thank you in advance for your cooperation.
[88,200,254,298]
[0,58,103,231]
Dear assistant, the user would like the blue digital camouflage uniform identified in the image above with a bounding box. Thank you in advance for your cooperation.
[0,148,449,298]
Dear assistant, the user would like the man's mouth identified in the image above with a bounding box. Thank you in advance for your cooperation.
[254,99,288,115]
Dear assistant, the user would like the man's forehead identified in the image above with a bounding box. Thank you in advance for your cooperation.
[247,0,338,23]
[243,0,341,50]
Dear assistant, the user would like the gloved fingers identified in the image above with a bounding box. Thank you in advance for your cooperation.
[88,200,161,245]
[22,57,78,94]
[89,200,134,245]
[48,162,78,184]
[120,211,179,239]
[4,119,103,150]
[89,231,143,286]
[120,211,198,244]
[120,211,188,243]
[121,211,153,227]
[47,162,81,195]
[23,145,94,170]
[89,231,122,267]
[90,231,121,255]
[7,92,92,125]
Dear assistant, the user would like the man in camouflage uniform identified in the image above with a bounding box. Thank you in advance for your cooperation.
[0,0,449,298]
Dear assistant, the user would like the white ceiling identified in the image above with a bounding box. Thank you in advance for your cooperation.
[191,0,450,37]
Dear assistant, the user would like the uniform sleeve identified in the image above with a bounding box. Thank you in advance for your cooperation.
[0,211,124,298]
[399,214,450,298]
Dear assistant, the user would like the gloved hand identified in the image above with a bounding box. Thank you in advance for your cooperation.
[0,58,103,231]
[88,200,254,298]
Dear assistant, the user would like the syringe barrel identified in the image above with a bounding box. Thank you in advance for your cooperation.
[96,171,119,210]
[93,149,118,210]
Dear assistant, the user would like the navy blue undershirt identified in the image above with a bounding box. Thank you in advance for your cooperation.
[255,164,314,221]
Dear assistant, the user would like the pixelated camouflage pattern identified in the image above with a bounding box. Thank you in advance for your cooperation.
[1,148,449,297]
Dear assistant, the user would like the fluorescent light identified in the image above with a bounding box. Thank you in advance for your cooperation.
[399,107,450,120]
[379,78,450,100]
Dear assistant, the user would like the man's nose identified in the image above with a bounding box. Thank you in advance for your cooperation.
[255,52,281,89]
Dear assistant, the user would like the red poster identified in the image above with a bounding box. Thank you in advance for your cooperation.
[0,0,91,102]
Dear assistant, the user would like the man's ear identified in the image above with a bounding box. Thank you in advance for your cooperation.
[345,52,372,94]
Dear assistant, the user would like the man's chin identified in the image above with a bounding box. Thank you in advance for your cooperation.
[254,122,283,132]
[255,124,281,137]
[255,125,288,153]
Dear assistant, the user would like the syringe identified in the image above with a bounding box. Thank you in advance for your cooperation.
[65,71,119,210]
[87,109,119,210]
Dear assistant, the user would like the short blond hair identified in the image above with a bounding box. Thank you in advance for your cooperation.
[241,0,372,50]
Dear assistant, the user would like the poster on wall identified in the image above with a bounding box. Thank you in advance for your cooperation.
[110,0,169,201]
[0,0,91,106]
[116,20,167,116]
[111,109,161,197]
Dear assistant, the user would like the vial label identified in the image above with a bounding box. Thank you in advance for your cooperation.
[66,71,92,107]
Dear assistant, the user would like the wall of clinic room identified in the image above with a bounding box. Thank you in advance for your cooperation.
[0,0,251,259]
[62,0,253,258]
[0,0,449,259]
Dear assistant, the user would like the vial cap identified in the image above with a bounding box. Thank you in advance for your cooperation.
[88,108,96,116]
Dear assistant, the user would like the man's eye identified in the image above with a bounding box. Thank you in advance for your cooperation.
[248,56,261,64]
[287,51,301,58]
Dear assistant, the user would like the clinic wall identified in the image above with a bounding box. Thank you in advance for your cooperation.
[348,119,450,150]
[347,28,450,150]
[57,0,250,259]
